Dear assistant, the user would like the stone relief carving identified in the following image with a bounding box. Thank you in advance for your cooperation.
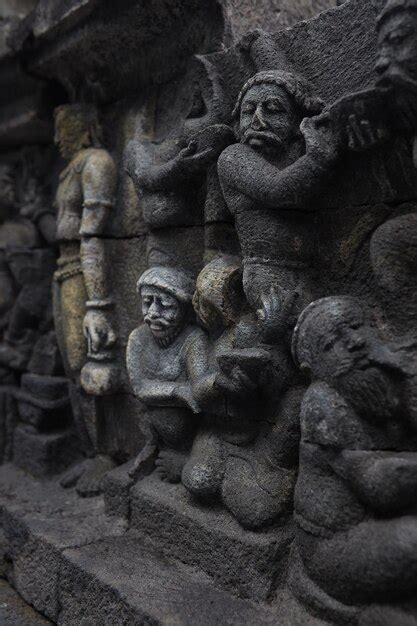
[53,104,119,495]
[217,70,339,318]
[126,266,203,483]
[0,161,76,472]
[291,289,417,623]
[2,0,417,624]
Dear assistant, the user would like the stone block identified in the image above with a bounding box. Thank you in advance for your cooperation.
[0,465,126,621]
[130,473,294,601]
[60,532,279,625]
[102,459,135,520]
[13,426,80,477]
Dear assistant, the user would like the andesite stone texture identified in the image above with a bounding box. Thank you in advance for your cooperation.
[1,0,417,624]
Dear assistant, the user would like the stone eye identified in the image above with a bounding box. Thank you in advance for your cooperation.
[242,103,255,114]
[389,32,406,45]
[266,100,282,112]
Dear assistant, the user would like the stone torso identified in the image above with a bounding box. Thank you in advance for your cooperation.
[130,324,203,383]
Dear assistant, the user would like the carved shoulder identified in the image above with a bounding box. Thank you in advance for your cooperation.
[217,143,244,183]
[82,149,117,191]
[301,381,361,448]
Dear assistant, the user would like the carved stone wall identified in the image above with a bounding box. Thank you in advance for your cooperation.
[0,0,417,624]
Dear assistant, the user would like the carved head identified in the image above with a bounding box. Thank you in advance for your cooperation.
[233,71,323,156]
[292,296,369,379]
[137,267,195,345]
[376,0,417,93]
[193,256,244,335]
[54,104,103,160]
[293,296,399,419]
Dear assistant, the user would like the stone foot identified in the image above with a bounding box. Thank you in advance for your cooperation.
[60,455,117,497]
[155,450,186,484]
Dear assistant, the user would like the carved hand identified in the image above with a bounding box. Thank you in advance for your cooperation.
[215,367,257,399]
[345,114,388,152]
[174,384,201,414]
[83,309,117,356]
[301,113,340,165]
[176,140,216,173]
[257,286,301,344]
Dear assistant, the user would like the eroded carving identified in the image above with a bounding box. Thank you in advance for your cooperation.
[53,104,118,495]
[217,70,339,318]
[290,294,417,623]
[126,266,204,483]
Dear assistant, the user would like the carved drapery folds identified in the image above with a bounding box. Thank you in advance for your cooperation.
[2,0,417,623]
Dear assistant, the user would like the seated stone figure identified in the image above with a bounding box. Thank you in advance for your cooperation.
[290,295,417,623]
[126,266,206,483]
[183,256,301,529]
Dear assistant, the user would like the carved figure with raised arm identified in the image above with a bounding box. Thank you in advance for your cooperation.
[183,256,301,529]
[217,71,340,323]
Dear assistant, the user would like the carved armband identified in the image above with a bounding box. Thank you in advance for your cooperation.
[86,297,114,310]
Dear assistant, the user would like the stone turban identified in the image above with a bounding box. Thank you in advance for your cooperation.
[137,266,195,304]
[233,70,324,119]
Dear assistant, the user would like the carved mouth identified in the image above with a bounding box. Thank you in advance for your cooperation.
[145,319,169,333]
[243,130,282,147]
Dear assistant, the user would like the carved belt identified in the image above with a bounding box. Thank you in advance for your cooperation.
[54,255,82,283]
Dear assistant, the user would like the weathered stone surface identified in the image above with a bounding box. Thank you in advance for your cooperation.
[13,426,80,477]
[1,0,417,623]
[224,0,338,39]
[0,578,52,625]
[60,533,281,626]
[130,474,294,601]
[0,465,127,621]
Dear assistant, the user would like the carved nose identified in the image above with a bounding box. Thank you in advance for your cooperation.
[375,55,390,75]
[147,304,159,319]
[251,109,267,130]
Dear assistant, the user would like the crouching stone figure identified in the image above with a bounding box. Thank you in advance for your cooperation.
[126,266,207,483]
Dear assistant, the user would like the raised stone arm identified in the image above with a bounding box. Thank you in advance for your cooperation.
[126,125,234,193]
[218,114,339,210]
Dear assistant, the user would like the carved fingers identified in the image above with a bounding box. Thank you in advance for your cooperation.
[346,114,388,152]
[83,309,117,355]
[301,113,340,164]
[257,286,301,343]
[175,385,201,414]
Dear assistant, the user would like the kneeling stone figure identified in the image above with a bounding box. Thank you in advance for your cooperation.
[126,266,207,483]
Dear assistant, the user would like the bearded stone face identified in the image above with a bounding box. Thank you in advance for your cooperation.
[141,286,185,345]
[238,84,299,157]
[376,11,417,93]
[312,323,398,421]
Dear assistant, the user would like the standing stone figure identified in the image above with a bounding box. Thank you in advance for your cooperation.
[53,104,118,496]
[126,267,206,483]
[217,70,340,322]
[290,296,417,624]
